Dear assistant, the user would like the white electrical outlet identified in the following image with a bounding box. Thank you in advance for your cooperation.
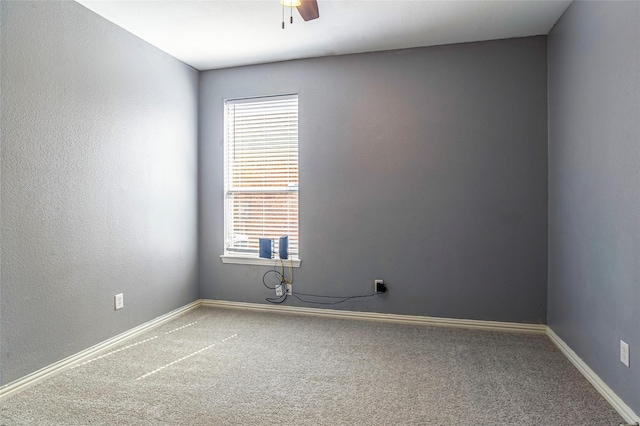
[275,285,283,297]
[620,340,630,367]
[286,283,292,295]
[114,293,124,310]
[374,279,384,293]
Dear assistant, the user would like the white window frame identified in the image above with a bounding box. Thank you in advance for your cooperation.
[220,94,301,267]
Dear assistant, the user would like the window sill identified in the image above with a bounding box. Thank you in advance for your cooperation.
[220,255,301,268]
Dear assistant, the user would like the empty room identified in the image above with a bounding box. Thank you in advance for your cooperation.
[1,0,639,424]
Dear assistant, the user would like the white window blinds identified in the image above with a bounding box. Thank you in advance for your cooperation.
[224,95,299,257]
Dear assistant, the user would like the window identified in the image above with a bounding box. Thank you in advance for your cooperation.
[222,95,299,265]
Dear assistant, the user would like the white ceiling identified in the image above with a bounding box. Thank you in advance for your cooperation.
[75,0,572,71]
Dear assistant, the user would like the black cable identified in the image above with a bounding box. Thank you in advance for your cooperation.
[263,256,380,305]
[295,291,377,299]
[292,292,381,306]
[262,268,285,290]
[266,292,288,304]
[263,259,290,304]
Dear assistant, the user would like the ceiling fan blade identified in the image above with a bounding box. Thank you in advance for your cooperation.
[297,0,319,21]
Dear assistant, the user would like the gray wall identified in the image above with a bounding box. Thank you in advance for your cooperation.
[548,0,640,415]
[0,1,199,384]
[200,37,548,323]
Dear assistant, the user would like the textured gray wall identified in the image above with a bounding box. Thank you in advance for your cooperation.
[548,0,640,415]
[0,1,199,384]
[200,37,548,323]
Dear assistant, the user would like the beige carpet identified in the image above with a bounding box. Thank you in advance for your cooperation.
[0,307,623,425]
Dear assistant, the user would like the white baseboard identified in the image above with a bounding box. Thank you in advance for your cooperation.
[204,299,638,423]
[201,299,547,334]
[3,297,637,425]
[0,300,201,401]
[547,328,640,424]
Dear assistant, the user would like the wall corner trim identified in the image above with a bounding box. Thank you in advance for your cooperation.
[0,300,201,401]
[547,328,640,424]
